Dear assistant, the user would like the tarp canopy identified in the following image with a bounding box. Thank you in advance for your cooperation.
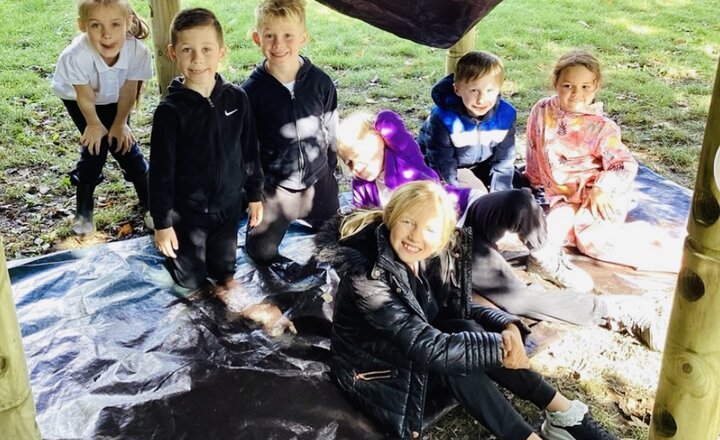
[314,0,504,48]
[11,167,689,439]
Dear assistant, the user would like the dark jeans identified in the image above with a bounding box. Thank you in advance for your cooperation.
[167,204,242,289]
[246,169,339,264]
[434,319,556,440]
[465,189,606,325]
[62,99,148,186]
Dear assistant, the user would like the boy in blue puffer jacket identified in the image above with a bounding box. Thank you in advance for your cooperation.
[418,51,517,193]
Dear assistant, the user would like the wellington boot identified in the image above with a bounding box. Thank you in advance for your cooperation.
[131,172,154,230]
[71,183,96,236]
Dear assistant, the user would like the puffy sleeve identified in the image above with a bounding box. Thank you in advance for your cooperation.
[418,112,460,186]
[350,274,504,375]
[593,119,638,193]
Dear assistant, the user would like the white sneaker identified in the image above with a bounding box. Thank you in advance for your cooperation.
[143,210,155,231]
[542,400,619,439]
[604,296,667,351]
[527,251,594,292]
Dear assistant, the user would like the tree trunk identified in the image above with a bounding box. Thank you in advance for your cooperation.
[0,237,40,439]
[149,0,180,97]
[650,56,720,439]
[445,26,476,75]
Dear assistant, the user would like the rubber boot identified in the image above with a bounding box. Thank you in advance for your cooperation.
[72,183,96,236]
[131,172,154,230]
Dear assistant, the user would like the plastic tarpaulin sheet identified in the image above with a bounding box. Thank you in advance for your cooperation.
[11,224,388,439]
[10,166,689,439]
[314,0,504,48]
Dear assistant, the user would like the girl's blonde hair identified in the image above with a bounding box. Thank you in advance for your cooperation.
[340,181,458,255]
[336,111,377,161]
[78,0,150,40]
[552,49,603,87]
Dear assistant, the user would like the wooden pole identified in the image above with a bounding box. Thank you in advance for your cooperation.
[0,237,41,440]
[445,26,476,75]
[650,56,720,439]
[149,0,180,97]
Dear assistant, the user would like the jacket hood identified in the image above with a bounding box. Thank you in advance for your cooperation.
[315,214,381,278]
[248,55,313,84]
[166,73,233,104]
[431,73,501,121]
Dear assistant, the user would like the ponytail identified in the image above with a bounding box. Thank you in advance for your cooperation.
[128,9,150,40]
[340,210,383,241]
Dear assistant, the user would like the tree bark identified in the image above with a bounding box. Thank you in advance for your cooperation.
[0,237,40,440]
[149,0,180,97]
[650,56,720,439]
[445,26,476,75]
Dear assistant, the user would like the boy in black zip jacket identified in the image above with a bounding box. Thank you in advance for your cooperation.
[241,0,339,264]
[150,9,264,291]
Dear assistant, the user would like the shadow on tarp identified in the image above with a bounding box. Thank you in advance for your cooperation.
[8,166,690,439]
[629,165,691,230]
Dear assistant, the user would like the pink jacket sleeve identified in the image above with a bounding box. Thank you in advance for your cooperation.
[593,120,638,194]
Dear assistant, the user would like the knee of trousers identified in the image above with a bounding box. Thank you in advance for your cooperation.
[245,238,278,265]
[121,156,150,182]
[507,189,547,248]
[505,188,538,213]
[167,259,207,290]
[70,170,104,187]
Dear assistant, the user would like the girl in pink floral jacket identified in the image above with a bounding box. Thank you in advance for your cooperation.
[525,49,678,270]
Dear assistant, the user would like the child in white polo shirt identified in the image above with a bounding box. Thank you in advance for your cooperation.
[52,0,152,236]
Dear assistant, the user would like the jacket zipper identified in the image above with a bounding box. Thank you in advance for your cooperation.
[207,96,216,213]
[354,370,393,381]
[290,90,305,174]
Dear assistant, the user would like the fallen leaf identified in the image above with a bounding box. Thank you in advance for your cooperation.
[117,222,133,238]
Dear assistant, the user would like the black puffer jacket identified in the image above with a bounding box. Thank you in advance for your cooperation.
[316,218,529,439]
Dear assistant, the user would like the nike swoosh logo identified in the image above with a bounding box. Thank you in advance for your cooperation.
[225,109,238,116]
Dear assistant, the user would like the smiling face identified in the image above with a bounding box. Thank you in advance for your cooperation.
[78,4,130,66]
[554,64,598,113]
[169,25,226,96]
[252,16,307,73]
[389,206,444,270]
[454,74,502,118]
[340,130,385,181]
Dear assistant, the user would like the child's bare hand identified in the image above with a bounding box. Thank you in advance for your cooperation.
[247,201,263,227]
[240,302,297,337]
[501,324,530,369]
[108,123,135,155]
[154,227,178,258]
[589,187,616,221]
[81,124,108,156]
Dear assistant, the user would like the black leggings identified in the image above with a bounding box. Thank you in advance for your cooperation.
[62,99,148,185]
[434,319,556,440]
